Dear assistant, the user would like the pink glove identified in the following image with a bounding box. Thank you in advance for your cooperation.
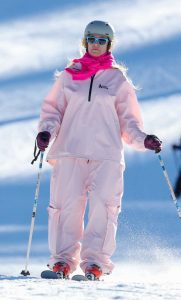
[144,135,162,153]
[36,131,51,151]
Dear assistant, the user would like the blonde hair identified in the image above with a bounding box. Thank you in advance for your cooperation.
[55,37,138,89]
[80,37,137,88]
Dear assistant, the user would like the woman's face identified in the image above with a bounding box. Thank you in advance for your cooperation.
[87,33,109,57]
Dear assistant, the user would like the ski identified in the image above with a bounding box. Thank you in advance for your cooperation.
[41,270,88,281]
[71,274,88,281]
[41,270,62,279]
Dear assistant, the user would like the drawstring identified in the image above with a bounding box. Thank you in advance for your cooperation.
[31,140,41,165]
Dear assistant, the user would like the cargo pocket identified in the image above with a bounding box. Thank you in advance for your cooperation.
[49,161,59,208]
[47,206,61,256]
[102,204,120,256]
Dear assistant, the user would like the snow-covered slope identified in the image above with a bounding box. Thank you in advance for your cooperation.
[0,260,181,300]
[0,1,181,299]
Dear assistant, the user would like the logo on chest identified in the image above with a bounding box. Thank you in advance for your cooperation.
[99,84,108,90]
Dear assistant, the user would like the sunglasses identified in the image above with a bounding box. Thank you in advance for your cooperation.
[86,36,109,46]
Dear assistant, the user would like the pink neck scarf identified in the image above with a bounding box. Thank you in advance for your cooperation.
[65,52,114,80]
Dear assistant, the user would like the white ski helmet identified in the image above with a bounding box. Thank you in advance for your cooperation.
[84,20,115,41]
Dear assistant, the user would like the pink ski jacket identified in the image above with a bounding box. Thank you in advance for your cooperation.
[38,65,146,165]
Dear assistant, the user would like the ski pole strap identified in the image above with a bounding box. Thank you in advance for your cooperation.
[31,140,41,165]
[157,152,181,219]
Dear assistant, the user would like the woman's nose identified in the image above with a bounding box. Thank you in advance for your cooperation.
[92,43,99,47]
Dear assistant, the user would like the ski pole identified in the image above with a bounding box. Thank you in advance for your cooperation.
[21,151,44,276]
[156,152,181,219]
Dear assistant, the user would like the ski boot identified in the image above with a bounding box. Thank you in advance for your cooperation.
[52,261,70,279]
[85,264,102,281]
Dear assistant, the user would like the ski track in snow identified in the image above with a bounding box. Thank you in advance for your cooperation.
[0,261,181,300]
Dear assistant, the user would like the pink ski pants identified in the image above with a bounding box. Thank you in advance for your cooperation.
[48,157,124,274]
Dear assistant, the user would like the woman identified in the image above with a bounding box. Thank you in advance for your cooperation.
[37,20,162,280]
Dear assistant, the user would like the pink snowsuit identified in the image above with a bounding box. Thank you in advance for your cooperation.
[38,66,146,274]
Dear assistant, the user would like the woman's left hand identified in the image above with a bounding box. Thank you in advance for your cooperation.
[144,134,162,153]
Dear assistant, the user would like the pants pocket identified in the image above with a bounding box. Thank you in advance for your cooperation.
[49,161,60,207]
[47,206,61,255]
[102,205,120,256]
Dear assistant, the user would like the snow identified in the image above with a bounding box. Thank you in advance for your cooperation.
[0,260,181,300]
[0,0,181,299]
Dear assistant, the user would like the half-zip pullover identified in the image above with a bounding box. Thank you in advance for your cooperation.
[38,68,146,165]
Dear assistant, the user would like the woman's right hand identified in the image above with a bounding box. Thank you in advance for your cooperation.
[36,131,51,151]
